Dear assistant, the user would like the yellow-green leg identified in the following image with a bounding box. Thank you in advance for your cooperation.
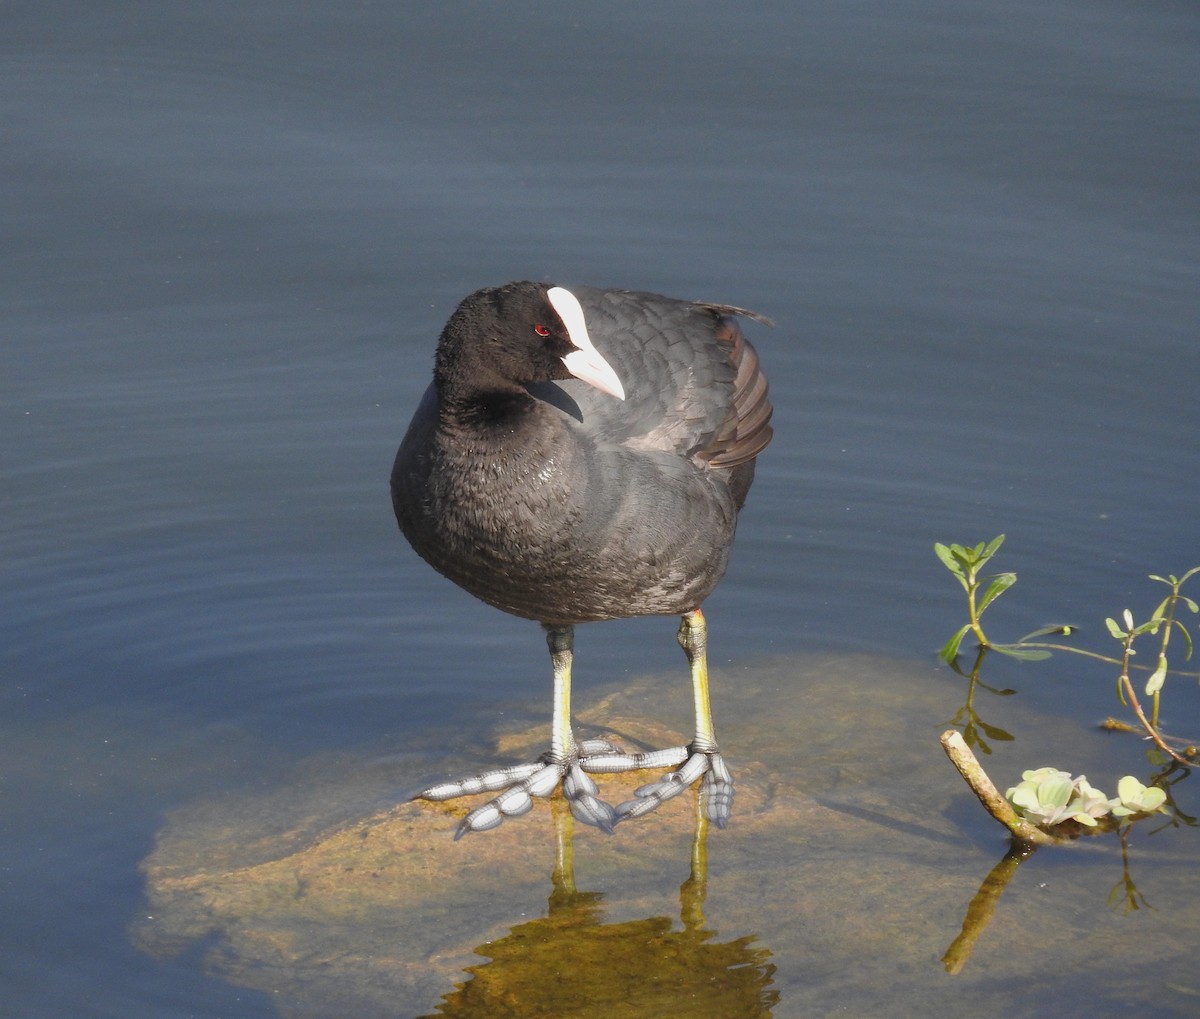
[413,623,619,838]
[679,608,718,753]
[546,624,577,761]
[587,607,734,826]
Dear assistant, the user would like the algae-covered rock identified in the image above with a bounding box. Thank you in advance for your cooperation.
[132,655,1200,1018]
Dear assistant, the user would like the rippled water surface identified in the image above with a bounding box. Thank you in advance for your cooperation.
[4,2,1198,1017]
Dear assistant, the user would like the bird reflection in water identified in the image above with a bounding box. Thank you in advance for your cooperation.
[420,799,779,1018]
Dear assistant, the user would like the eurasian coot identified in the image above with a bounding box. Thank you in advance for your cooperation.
[392,281,772,838]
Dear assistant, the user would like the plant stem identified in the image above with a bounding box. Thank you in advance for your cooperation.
[939,731,1068,847]
[1148,579,1185,726]
[1116,669,1196,768]
[1005,642,1122,665]
[1001,640,1200,678]
[966,576,991,649]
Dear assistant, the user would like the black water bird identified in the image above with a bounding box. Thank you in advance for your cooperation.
[391,282,773,837]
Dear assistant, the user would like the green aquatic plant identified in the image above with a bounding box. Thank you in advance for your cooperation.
[936,538,1195,859]
[1004,767,1164,830]
[934,536,1031,662]
[1105,567,1200,737]
[1005,768,1095,827]
[941,733,1170,848]
[1110,775,1168,822]
[935,537,1199,766]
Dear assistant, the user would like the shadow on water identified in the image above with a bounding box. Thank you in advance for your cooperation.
[132,654,1200,1018]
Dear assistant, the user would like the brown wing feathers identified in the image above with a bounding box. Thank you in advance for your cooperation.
[703,310,774,468]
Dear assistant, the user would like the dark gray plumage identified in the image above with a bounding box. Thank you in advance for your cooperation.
[392,281,772,838]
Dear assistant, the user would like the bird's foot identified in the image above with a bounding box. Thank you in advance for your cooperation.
[585,745,734,827]
[415,738,623,839]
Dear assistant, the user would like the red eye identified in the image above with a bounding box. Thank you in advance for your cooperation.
[533,323,551,337]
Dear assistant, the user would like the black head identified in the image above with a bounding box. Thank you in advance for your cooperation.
[433,282,624,403]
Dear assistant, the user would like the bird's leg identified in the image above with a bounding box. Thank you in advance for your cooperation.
[683,606,717,752]
[546,625,622,832]
[596,608,734,827]
[412,623,620,839]
[546,623,576,761]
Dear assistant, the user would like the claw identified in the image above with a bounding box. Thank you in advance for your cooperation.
[613,748,734,825]
[452,777,542,839]
[565,763,616,832]
[562,762,599,800]
[417,742,733,836]
[699,752,734,828]
[454,802,503,839]
[493,785,535,818]
[419,745,624,838]
[417,761,542,801]
[675,751,711,785]
[581,746,689,774]
[523,763,564,798]
[708,751,733,785]
[418,610,738,837]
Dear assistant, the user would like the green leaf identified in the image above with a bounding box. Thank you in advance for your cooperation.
[1145,655,1168,697]
[933,542,967,585]
[992,644,1052,661]
[1174,619,1194,661]
[1116,775,1167,814]
[1139,786,1167,812]
[977,572,1017,615]
[982,534,1006,559]
[938,623,973,664]
[1116,775,1141,802]
[1039,773,1073,808]
[1105,616,1127,640]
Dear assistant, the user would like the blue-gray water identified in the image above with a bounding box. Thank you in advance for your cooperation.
[3,2,1198,1017]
